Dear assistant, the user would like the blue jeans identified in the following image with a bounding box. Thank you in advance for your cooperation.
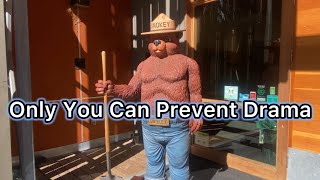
[142,120,190,180]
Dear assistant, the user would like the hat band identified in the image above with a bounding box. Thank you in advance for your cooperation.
[148,28,179,32]
[150,21,175,31]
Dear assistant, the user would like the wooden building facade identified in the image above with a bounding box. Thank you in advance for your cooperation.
[10,0,134,155]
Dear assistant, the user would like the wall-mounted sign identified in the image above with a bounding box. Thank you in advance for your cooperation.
[224,86,238,101]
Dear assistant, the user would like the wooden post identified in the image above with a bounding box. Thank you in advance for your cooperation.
[13,0,36,179]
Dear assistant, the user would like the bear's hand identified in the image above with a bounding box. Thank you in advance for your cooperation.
[95,80,114,95]
[189,119,203,133]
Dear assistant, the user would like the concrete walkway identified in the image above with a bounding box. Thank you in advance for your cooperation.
[32,139,262,180]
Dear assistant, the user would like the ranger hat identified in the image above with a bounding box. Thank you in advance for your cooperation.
[141,13,185,35]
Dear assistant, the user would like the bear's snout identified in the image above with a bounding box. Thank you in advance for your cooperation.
[151,40,166,52]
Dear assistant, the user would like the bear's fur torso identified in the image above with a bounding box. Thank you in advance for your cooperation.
[111,34,201,112]
[139,54,191,106]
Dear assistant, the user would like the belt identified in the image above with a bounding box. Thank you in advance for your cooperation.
[148,118,183,127]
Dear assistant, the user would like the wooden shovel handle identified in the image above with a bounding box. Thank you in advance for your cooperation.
[102,51,107,82]
[102,51,110,153]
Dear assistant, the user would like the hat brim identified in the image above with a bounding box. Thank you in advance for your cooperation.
[141,29,185,35]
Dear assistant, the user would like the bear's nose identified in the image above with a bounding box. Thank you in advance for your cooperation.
[153,40,161,46]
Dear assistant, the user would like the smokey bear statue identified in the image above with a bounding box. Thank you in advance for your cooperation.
[95,13,203,180]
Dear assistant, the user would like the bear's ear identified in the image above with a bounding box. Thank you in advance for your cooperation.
[175,32,183,39]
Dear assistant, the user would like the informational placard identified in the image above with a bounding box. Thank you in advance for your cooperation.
[267,95,278,103]
[250,91,257,100]
[224,86,239,101]
[257,85,266,102]
[270,86,276,95]
[239,93,249,101]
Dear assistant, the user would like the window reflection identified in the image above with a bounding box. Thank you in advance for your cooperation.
[194,0,282,166]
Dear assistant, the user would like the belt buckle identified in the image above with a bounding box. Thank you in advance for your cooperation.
[148,118,170,127]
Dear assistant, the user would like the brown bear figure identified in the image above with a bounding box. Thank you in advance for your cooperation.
[95,13,203,180]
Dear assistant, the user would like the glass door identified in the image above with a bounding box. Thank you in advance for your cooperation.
[187,0,291,179]
[195,0,281,165]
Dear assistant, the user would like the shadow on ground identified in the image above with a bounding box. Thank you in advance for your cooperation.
[187,155,262,180]
[13,139,262,180]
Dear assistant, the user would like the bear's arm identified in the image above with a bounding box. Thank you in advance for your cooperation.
[111,62,143,101]
[187,58,202,102]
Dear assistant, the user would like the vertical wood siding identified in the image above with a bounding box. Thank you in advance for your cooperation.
[290,0,320,153]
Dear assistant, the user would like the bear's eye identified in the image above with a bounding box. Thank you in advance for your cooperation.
[164,37,172,42]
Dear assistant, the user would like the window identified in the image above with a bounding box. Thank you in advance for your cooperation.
[194,0,281,101]
[193,0,282,165]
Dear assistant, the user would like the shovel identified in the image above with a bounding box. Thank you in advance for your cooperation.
[100,51,122,180]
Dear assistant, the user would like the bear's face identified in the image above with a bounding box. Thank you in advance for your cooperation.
[148,33,179,59]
